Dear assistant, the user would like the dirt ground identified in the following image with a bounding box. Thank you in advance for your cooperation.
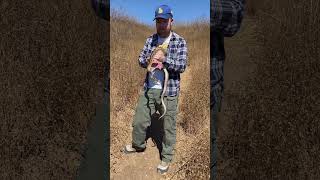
[1,1,107,179]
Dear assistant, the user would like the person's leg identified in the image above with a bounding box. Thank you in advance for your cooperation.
[210,99,218,180]
[210,57,224,180]
[160,95,178,163]
[131,89,156,150]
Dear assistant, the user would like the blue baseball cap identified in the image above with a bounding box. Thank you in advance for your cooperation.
[154,5,173,20]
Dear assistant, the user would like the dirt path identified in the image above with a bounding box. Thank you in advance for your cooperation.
[111,68,193,180]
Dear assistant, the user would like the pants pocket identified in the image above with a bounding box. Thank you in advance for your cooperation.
[165,96,178,112]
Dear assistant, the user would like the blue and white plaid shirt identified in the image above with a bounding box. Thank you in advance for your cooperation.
[138,31,188,97]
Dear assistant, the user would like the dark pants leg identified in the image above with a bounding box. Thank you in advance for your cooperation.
[160,95,178,163]
[132,89,163,150]
[211,57,224,180]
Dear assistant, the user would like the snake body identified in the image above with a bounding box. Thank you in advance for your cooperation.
[149,68,169,120]
[147,47,169,120]
[159,68,169,120]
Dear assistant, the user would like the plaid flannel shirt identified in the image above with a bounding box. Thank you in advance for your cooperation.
[210,0,245,109]
[139,31,188,97]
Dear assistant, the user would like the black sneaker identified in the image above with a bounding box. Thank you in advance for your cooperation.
[122,144,137,154]
[122,144,145,154]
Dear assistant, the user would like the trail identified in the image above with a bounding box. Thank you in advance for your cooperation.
[111,67,193,180]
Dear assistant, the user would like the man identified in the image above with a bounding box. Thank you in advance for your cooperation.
[123,4,188,174]
[211,0,245,179]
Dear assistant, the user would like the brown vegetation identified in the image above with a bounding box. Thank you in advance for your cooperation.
[218,0,320,179]
[1,1,107,179]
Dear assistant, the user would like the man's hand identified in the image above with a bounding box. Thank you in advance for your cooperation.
[152,52,165,62]
[151,59,164,70]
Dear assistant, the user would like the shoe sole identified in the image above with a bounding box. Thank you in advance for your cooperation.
[121,148,136,154]
[157,167,169,174]
[121,146,146,154]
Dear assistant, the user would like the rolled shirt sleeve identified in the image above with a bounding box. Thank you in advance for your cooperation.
[164,38,188,73]
[138,37,153,69]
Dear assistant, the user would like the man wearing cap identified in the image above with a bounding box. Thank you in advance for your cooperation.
[123,4,188,174]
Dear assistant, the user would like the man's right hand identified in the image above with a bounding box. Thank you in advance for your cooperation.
[152,53,165,62]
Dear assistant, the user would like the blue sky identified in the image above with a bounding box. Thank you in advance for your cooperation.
[110,0,210,25]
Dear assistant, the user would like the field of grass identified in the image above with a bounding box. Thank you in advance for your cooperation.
[0,1,107,179]
[218,0,320,179]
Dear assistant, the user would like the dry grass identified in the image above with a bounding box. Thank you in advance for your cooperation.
[110,12,210,179]
[0,1,107,179]
[218,0,320,179]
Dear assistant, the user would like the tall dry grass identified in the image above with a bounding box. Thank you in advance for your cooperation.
[220,0,320,178]
[174,22,210,134]
[0,1,107,179]
[110,12,210,179]
[170,19,210,180]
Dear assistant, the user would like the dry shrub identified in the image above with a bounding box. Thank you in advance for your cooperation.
[0,1,107,179]
[168,128,210,180]
[174,21,210,134]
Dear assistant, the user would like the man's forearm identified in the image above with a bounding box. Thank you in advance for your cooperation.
[164,57,186,73]
[138,38,153,69]
[164,41,187,73]
[211,0,245,37]
[138,58,148,69]
[138,52,148,69]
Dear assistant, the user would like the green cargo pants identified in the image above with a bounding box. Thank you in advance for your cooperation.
[132,88,178,163]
